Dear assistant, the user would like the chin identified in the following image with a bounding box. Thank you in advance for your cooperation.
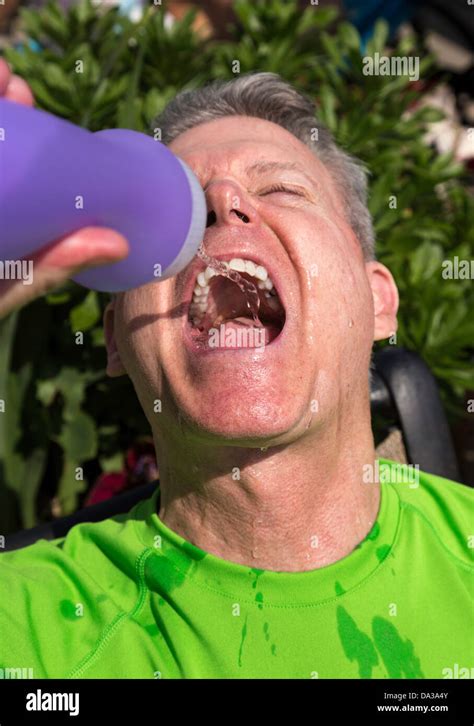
[183,393,307,444]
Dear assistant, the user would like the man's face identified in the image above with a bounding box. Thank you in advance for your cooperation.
[105,116,398,445]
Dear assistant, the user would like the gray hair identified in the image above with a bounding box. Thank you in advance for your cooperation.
[152,72,375,260]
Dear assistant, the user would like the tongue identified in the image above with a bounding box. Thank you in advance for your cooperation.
[209,317,279,348]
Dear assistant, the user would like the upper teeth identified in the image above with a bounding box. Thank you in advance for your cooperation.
[189,258,277,320]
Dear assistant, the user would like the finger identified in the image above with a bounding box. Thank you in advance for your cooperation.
[31,227,130,270]
[0,228,130,319]
[4,74,35,106]
[0,57,11,94]
[0,266,73,318]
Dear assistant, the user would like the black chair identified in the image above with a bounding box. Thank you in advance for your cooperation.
[3,346,461,553]
[370,347,460,481]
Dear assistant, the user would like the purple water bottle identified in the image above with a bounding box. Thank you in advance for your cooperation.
[0,99,207,292]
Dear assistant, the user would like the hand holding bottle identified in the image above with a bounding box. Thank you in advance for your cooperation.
[0,58,130,320]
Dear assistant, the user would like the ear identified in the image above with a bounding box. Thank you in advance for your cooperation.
[365,261,399,342]
[103,298,127,377]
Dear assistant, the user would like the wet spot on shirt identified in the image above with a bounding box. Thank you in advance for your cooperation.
[375,544,391,562]
[96,594,107,604]
[255,592,264,610]
[263,622,277,656]
[336,606,379,678]
[144,623,162,638]
[238,614,248,668]
[335,581,346,596]
[372,616,424,678]
[250,568,264,590]
[354,521,380,550]
[145,553,188,594]
[59,599,79,621]
[366,521,380,541]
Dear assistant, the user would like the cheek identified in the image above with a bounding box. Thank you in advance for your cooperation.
[114,290,168,390]
[304,216,374,350]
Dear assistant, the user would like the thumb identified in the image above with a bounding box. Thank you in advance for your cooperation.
[32,227,130,272]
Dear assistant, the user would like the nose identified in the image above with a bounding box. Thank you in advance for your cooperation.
[205,179,252,228]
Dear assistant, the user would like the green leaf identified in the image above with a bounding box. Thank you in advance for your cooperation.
[36,367,94,416]
[28,79,72,116]
[56,458,87,515]
[75,0,95,25]
[18,448,48,528]
[117,96,144,131]
[45,290,72,305]
[144,88,163,123]
[99,451,124,472]
[318,84,337,132]
[18,7,45,41]
[90,327,105,347]
[409,242,443,284]
[36,379,58,407]
[70,291,101,332]
[0,362,46,529]
[320,32,342,67]
[369,18,390,55]
[43,63,73,94]
[410,106,445,124]
[57,410,97,461]
[337,22,361,52]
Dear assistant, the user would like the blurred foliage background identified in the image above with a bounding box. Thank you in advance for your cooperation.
[0,0,473,532]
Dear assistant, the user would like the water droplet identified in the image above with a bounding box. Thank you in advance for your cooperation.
[348,319,354,328]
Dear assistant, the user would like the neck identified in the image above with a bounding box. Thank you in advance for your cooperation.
[154,410,380,572]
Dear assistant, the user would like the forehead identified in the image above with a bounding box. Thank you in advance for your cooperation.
[169,115,327,183]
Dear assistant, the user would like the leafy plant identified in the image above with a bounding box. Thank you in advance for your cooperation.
[1,0,472,530]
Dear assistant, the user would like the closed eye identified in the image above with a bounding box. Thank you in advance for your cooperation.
[259,184,305,197]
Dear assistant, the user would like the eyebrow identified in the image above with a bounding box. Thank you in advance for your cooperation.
[202,160,319,192]
[246,160,318,187]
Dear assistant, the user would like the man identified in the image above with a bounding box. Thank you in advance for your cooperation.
[0,59,472,679]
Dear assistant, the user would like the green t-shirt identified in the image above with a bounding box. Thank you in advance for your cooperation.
[0,458,472,679]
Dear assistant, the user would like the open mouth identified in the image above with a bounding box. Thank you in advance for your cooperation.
[187,258,286,350]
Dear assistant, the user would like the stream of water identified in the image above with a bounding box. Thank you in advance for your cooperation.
[197,243,261,325]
